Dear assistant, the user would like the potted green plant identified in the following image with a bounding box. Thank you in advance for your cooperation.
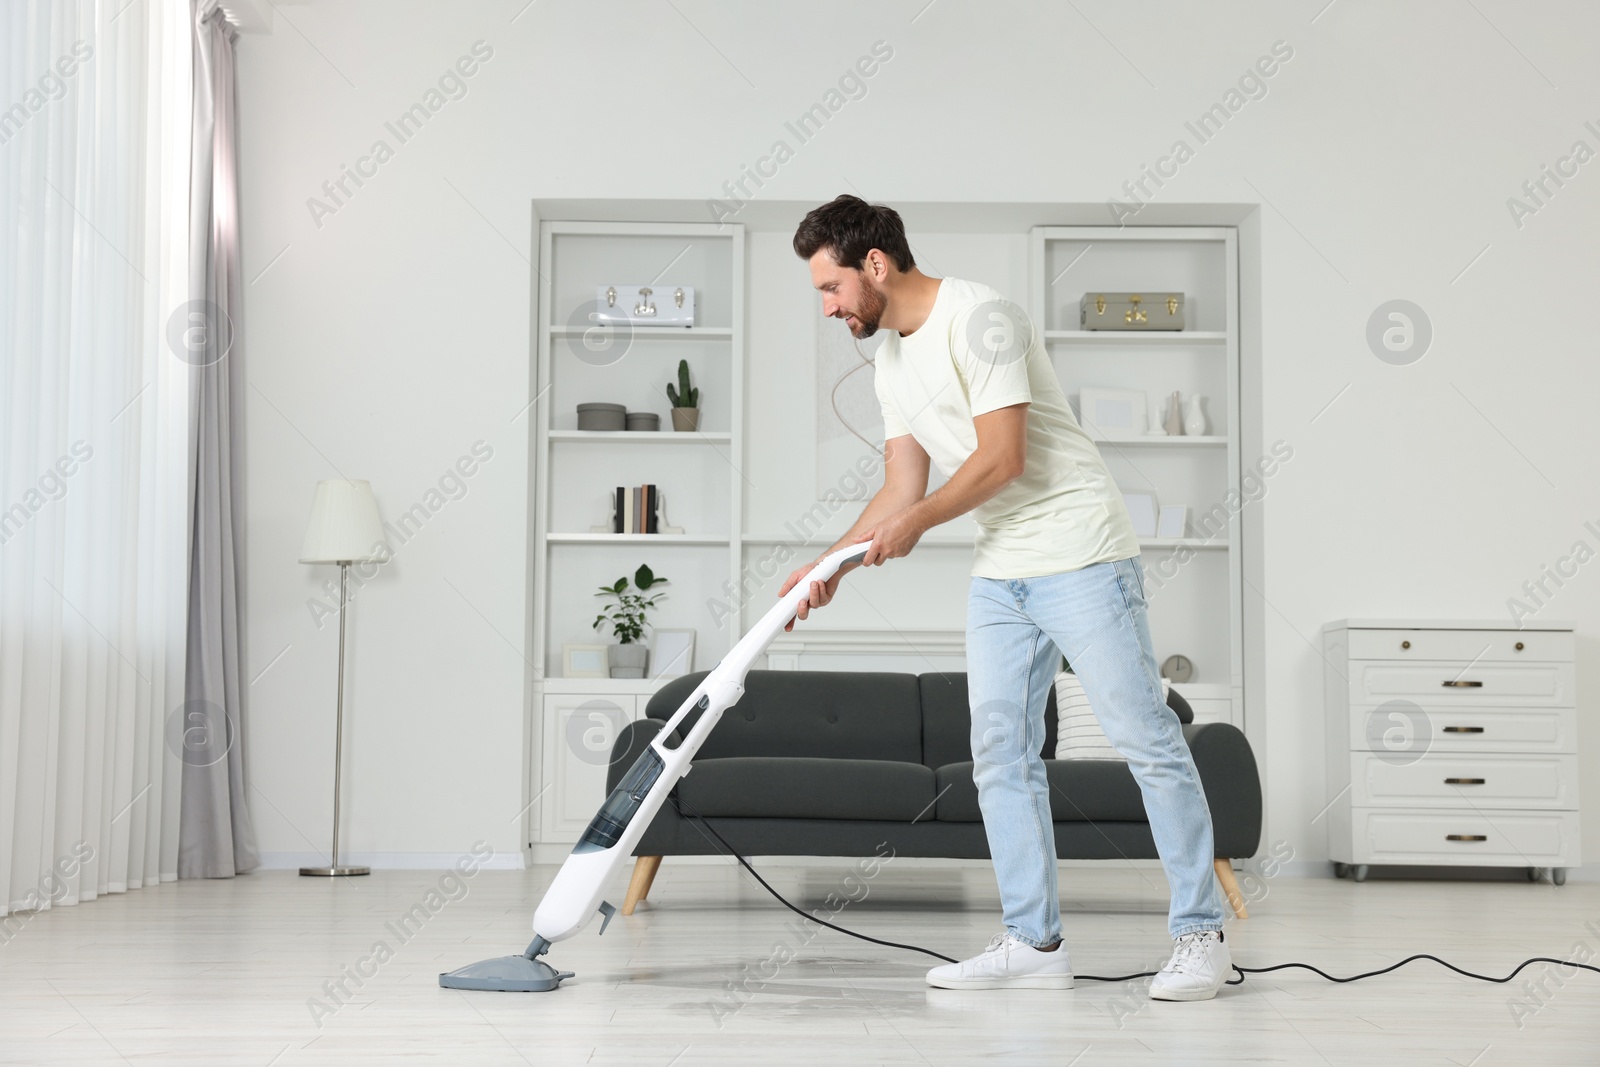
[666,358,700,432]
[593,564,669,678]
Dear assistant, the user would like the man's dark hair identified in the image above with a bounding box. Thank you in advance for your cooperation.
[793,194,915,273]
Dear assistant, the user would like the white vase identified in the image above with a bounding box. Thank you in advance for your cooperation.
[1183,395,1207,436]
[1162,391,1185,436]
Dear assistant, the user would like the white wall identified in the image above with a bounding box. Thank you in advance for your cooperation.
[236,0,1600,869]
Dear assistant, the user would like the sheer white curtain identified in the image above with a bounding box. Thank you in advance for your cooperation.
[0,0,193,915]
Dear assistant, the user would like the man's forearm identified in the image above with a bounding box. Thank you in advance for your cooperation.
[903,452,1018,532]
[820,452,1015,564]
[821,487,909,558]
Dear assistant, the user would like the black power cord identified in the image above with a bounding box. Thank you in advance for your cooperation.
[674,797,960,965]
[672,798,1600,988]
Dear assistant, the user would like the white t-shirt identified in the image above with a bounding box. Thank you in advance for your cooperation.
[873,277,1141,579]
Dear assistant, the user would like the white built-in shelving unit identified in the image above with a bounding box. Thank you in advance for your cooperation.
[1030,226,1244,728]
[529,220,744,843]
[524,209,1250,850]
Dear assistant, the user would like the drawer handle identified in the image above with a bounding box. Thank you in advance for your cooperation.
[1446,834,1488,842]
[1441,680,1483,688]
[1442,726,1484,733]
[1444,777,1486,785]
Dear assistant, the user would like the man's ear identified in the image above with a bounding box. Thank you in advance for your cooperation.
[865,249,887,282]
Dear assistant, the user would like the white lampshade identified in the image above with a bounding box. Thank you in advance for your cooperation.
[299,479,390,563]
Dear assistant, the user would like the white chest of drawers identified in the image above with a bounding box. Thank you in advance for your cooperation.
[1322,618,1581,884]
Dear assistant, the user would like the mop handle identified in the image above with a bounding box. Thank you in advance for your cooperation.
[675,538,874,709]
[762,538,874,635]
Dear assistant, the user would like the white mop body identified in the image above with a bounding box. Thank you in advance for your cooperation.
[531,540,873,944]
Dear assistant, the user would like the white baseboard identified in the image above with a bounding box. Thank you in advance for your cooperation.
[256,851,527,871]
[259,848,1596,882]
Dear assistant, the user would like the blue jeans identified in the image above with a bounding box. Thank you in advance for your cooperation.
[966,555,1224,945]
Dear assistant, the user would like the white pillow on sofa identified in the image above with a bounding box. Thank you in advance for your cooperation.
[1053,670,1171,760]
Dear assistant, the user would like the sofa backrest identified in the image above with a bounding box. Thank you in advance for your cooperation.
[644,669,923,763]
[918,672,1060,769]
[642,668,1193,768]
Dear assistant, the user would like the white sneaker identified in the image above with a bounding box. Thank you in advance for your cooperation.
[1148,930,1231,1001]
[925,932,1075,990]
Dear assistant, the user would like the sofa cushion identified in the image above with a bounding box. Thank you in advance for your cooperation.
[645,670,924,763]
[934,760,1147,822]
[677,757,937,822]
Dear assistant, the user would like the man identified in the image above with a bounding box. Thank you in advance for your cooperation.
[779,194,1230,1000]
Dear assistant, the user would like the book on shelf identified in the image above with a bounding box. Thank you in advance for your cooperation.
[613,484,659,534]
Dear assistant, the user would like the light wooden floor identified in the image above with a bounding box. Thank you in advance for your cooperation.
[2,859,1597,1065]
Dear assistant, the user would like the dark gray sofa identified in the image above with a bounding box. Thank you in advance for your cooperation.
[609,669,1262,917]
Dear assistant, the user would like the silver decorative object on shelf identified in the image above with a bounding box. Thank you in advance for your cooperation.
[594,284,695,326]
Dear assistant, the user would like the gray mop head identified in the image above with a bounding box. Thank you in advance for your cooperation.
[439,937,573,992]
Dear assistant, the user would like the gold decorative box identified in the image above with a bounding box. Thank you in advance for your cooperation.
[1079,292,1185,331]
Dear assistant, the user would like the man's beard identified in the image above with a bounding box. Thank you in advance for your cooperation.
[847,276,887,338]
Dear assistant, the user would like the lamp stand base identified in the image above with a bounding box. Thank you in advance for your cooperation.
[300,865,370,877]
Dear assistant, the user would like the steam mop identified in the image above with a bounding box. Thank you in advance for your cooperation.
[439,540,874,992]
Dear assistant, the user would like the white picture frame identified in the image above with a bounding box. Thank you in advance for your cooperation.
[563,643,611,679]
[1123,493,1158,537]
[1078,388,1149,440]
[649,628,696,679]
[1157,504,1189,539]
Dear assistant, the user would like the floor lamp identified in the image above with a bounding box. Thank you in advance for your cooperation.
[299,479,390,877]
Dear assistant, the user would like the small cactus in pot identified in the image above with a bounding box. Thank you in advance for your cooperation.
[667,359,700,432]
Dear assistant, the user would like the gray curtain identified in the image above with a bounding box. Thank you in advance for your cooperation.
[179,0,259,878]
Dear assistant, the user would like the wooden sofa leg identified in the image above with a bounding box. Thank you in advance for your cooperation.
[1213,858,1249,919]
[622,855,663,915]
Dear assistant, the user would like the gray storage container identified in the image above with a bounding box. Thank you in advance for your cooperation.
[625,412,660,432]
[576,402,627,431]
